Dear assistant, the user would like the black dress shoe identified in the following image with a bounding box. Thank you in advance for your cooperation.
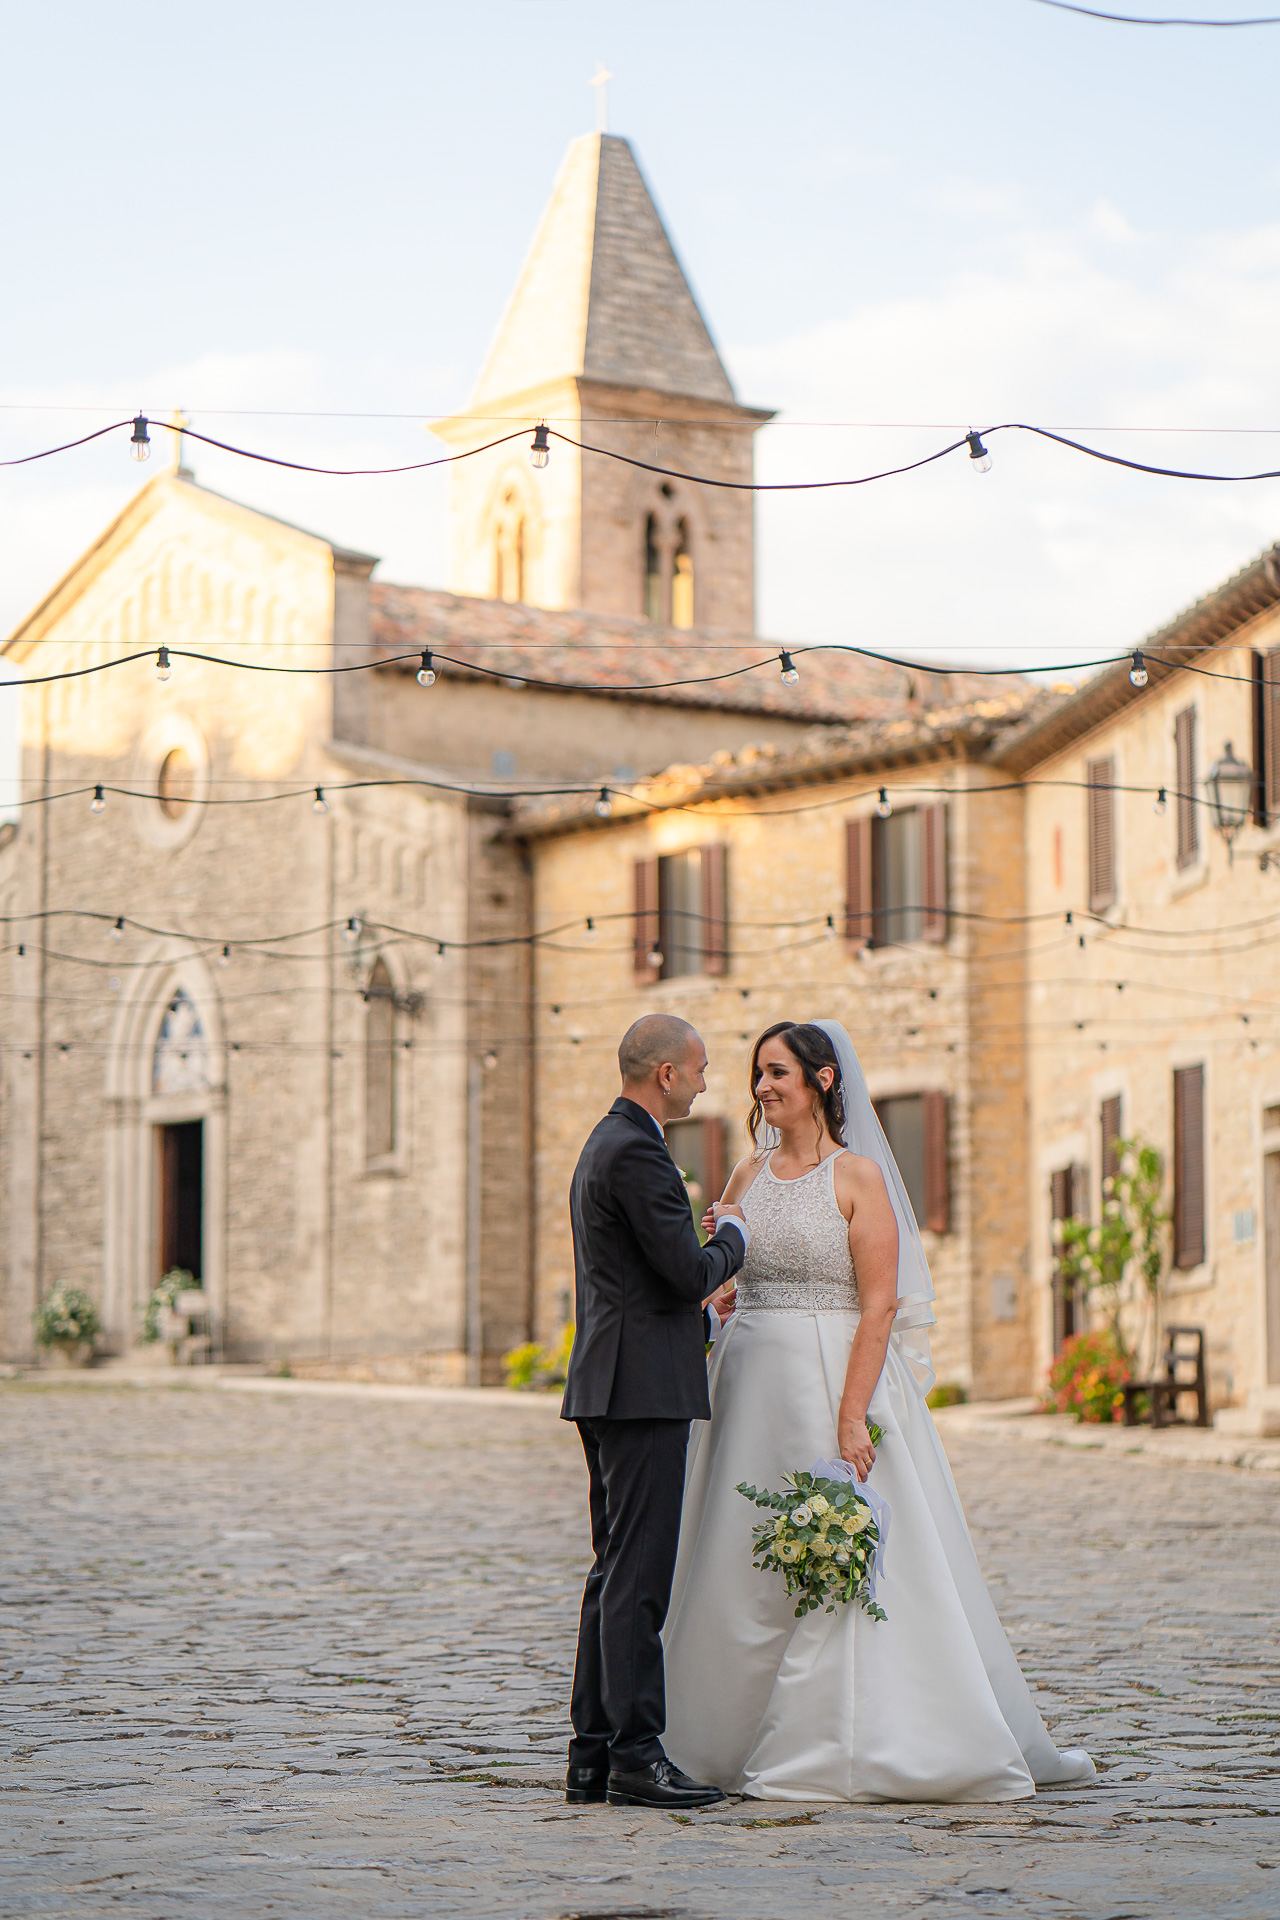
[565,1763,609,1804]
[606,1757,725,1809]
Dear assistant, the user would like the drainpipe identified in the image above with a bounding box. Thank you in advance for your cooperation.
[465,1056,483,1386]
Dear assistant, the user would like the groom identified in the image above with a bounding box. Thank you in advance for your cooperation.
[561,1014,747,1810]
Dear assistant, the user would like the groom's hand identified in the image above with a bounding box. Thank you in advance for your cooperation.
[711,1202,745,1227]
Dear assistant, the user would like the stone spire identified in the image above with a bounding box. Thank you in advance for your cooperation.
[433,134,771,632]
[471,134,737,411]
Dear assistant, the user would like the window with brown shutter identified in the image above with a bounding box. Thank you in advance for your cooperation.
[701,844,728,976]
[1252,653,1268,828]
[922,803,948,944]
[1100,1095,1122,1187]
[1258,649,1280,826]
[703,1115,726,1203]
[873,1092,949,1233]
[922,1090,950,1232]
[1173,1065,1206,1269]
[1050,1161,1088,1349]
[665,1115,727,1220]
[845,817,872,950]
[634,857,660,985]
[1174,707,1198,869]
[1087,756,1116,912]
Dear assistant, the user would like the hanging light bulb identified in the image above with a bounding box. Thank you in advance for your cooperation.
[312,787,328,814]
[130,414,151,462]
[1129,650,1148,689]
[583,917,598,942]
[647,945,664,971]
[1154,787,1167,815]
[594,787,612,818]
[875,788,892,819]
[824,914,838,939]
[966,430,992,474]
[343,916,362,943]
[155,646,171,682]
[218,945,231,968]
[16,943,25,961]
[110,917,124,941]
[779,651,799,686]
[90,785,106,814]
[435,941,447,963]
[483,1050,499,1071]
[416,650,436,687]
[529,421,550,469]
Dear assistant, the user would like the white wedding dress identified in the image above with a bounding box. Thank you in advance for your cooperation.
[663,1146,1095,1803]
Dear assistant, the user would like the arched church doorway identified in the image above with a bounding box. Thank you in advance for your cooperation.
[158,1121,203,1281]
[105,964,225,1353]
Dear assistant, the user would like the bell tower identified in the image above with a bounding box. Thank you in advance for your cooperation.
[432,134,772,635]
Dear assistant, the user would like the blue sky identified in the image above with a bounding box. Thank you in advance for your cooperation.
[3,0,1279,681]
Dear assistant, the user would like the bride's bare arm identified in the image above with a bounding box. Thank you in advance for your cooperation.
[834,1155,899,1477]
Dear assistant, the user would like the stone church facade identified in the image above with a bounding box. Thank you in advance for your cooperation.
[1,133,944,1380]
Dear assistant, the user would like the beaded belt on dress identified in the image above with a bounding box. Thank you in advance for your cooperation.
[737,1282,861,1313]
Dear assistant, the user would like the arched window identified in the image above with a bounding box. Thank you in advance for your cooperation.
[153,990,210,1095]
[365,960,396,1164]
[494,489,525,603]
[644,514,664,623]
[671,521,694,629]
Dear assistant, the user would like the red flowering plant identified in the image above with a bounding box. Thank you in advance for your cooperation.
[1044,1328,1134,1424]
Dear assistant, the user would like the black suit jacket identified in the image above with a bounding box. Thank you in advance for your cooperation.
[561,1098,747,1422]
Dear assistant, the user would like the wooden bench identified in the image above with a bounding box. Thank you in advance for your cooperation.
[1121,1325,1209,1429]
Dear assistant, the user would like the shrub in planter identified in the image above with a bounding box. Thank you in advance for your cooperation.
[1043,1328,1132,1424]
[926,1381,968,1410]
[503,1325,574,1391]
[34,1286,100,1359]
[141,1268,198,1344]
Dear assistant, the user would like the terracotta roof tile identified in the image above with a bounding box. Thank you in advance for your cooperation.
[370,582,1009,726]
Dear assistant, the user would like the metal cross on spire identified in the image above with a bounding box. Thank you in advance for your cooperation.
[589,61,613,133]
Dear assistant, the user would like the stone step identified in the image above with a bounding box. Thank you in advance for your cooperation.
[1214,1385,1280,1438]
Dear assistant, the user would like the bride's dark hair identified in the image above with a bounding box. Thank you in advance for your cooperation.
[746,1021,846,1150]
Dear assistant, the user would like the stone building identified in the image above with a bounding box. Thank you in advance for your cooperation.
[513,693,1049,1403]
[0,132,947,1378]
[998,544,1280,1431]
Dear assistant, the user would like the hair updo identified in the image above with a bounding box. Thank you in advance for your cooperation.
[746,1021,846,1150]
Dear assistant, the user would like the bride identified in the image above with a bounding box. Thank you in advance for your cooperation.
[663,1019,1094,1803]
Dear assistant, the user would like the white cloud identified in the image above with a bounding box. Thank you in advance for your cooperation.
[736,208,1280,670]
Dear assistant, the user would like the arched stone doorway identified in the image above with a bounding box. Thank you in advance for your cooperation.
[104,955,226,1355]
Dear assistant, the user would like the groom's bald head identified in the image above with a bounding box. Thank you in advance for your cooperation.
[619,1014,701,1084]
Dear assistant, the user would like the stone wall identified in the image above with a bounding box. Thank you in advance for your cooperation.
[0,478,471,1374]
[1022,623,1280,1409]
[523,756,1035,1401]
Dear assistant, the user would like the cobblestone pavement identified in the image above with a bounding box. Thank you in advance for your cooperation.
[2,1379,1277,1920]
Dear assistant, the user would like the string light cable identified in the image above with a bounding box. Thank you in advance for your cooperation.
[10,413,1280,489]
[1030,2,1280,23]
[7,889,1280,960]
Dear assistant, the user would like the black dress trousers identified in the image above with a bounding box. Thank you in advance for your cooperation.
[568,1415,691,1773]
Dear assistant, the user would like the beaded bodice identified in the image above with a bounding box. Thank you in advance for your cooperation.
[736,1149,860,1313]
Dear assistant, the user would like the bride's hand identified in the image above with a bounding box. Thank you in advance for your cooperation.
[837,1407,876,1480]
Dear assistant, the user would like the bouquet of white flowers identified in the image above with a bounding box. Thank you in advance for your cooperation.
[736,1433,890,1622]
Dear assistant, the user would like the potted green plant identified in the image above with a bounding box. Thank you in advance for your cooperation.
[33,1286,100,1367]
